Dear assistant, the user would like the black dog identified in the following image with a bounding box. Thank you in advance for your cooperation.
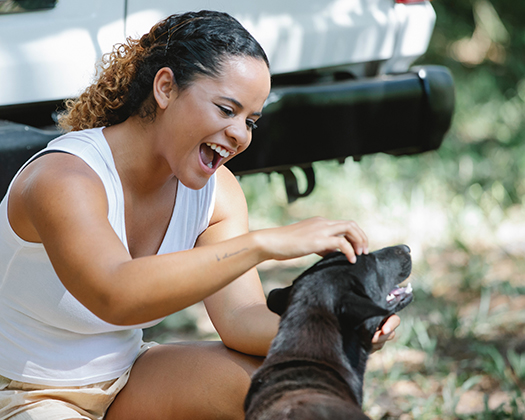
[244,245,413,420]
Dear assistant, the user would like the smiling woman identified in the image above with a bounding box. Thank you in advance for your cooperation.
[58,11,270,132]
[0,10,393,420]
[138,55,270,190]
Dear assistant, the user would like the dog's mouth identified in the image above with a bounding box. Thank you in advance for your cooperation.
[386,282,413,305]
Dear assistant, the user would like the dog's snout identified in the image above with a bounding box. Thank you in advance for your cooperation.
[401,245,411,254]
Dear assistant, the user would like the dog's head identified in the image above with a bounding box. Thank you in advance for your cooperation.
[267,245,413,341]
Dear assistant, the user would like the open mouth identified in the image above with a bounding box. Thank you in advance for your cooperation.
[386,282,413,305]
[199,143,233,170]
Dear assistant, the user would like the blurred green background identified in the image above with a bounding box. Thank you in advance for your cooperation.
[146,1,525,418]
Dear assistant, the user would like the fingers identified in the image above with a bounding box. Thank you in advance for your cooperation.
[260,217,368,263]
[343,220,369,256]
[336,237,359,264]
[371,327,396,345]
[371,315,401,353]
[325,219,368,263]
[381,314,401,335]
[371,330,396,352]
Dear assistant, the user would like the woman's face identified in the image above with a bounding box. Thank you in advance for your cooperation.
[157,56,271,190]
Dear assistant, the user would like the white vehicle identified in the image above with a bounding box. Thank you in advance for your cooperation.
[0,0,454,200]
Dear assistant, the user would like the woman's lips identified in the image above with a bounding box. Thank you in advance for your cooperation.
[200,143,215,168]
[199,143,234,171]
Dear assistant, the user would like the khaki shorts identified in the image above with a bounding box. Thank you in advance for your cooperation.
[0,342,157,420]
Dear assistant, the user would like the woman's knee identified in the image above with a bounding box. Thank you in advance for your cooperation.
[105,342,263,420]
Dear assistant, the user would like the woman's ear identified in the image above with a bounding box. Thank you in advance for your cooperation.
[153,67,176,110]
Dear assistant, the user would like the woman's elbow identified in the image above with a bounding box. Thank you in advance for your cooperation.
[85,292,138,326]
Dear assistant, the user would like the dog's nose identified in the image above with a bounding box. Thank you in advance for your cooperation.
[401,245,411,254]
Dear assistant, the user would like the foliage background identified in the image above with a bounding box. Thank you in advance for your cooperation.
[146,1,525,418]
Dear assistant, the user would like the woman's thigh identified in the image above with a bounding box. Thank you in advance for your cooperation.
[104,341,263,420]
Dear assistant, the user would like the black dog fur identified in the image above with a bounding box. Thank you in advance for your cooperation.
[244,245,413,420]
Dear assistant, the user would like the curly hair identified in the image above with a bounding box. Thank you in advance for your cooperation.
[59,10,269,132]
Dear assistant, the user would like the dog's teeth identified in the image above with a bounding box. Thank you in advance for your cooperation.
[386,294,395,302]
[406,282,413,294]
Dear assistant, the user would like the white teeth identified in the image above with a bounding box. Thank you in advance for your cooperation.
[386,282,413,303]
[206,143,231,158]
[207,162,213,168]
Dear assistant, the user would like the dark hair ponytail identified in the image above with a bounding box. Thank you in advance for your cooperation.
[59,10,269,131]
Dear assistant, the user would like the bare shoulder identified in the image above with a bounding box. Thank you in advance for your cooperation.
[197,166,249,246]
[8,152,107,242]
[210,166,249,226]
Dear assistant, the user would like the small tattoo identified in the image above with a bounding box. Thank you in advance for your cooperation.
[215,247,248,261]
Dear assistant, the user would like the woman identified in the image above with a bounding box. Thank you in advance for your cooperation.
[0,10,399,420]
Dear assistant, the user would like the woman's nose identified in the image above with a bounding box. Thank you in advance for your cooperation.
[225,121,251,150]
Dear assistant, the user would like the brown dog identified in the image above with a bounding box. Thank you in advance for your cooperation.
[244,245,413,419]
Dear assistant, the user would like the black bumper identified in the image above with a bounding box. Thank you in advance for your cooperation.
[227,65,454,174]
[0,65,454,199]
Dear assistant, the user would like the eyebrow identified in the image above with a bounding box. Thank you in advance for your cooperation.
[220,96,263,117]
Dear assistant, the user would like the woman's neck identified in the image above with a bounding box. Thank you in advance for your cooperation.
[103,118,176,195]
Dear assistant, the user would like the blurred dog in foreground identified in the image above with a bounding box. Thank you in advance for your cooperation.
[244,245,413,420]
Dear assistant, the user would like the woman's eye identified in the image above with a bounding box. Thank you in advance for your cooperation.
[217,104,258,130]
[217,105,234,117]
[246,120,258,131]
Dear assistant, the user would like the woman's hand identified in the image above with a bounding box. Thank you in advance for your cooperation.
[371,314,401,352]
[256,217,369,264]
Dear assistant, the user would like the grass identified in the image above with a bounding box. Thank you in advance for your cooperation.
[239,155,525,419]
[143,2,525,417]
[145,148,525,419]
[363,245,525,419]
[142,30,525,415]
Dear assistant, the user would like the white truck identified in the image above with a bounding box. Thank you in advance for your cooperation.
[0,0,455,201]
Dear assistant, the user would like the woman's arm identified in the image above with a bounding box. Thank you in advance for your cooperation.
[9,154,368,328]
[197,167,279,356]
[198,168,378,356]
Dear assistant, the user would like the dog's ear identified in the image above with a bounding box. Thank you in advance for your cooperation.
[267,285,293,316]
[339,293,391,330]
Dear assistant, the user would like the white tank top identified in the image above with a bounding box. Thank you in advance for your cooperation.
[0,127,216,386]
